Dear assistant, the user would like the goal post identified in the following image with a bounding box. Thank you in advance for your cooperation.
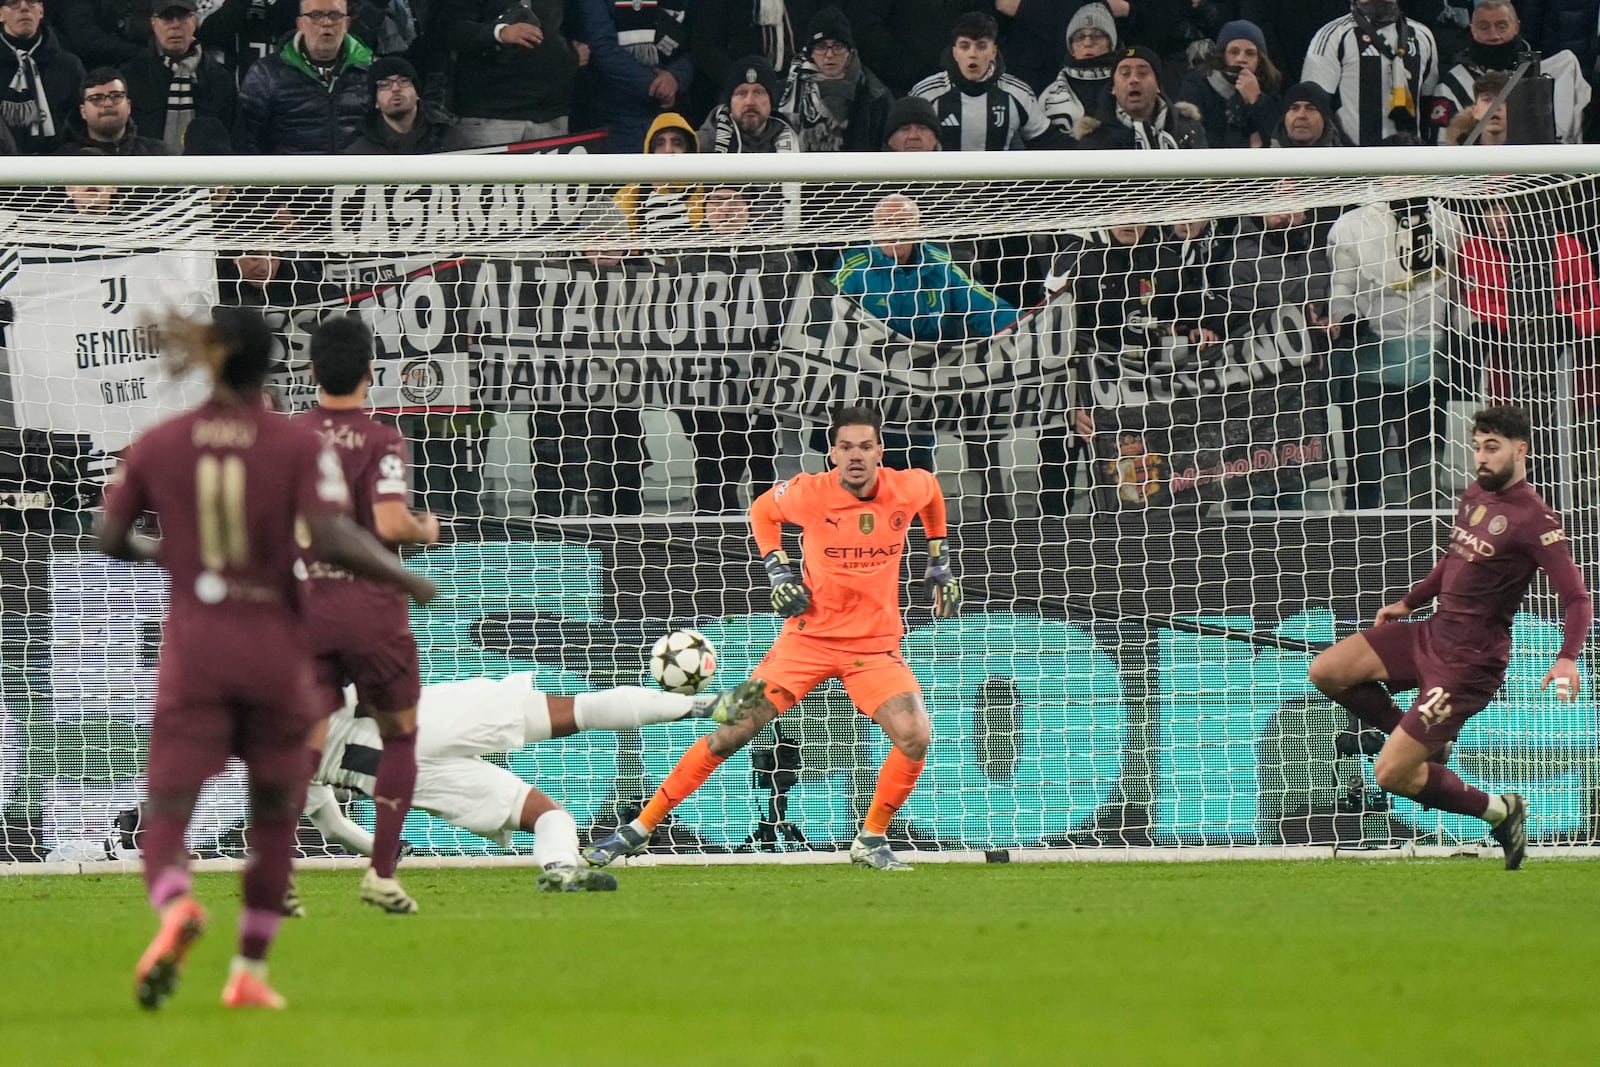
[3,146,1598,865]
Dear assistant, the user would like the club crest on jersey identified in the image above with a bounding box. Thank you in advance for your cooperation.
[891,510,908,531]
[859,513,875,534]
[1488,515,1507,535]
[1469,505,1486,526]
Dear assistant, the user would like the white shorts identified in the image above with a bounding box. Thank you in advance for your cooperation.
[416,675,540,760]
[414,758,531,848]
[412,675,545,845]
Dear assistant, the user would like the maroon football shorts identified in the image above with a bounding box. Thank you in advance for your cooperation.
[146,616,320,792]
[1361,620,1506,749]
[312,629,422,716]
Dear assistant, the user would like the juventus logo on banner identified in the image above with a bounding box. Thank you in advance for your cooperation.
[100,276,128,314]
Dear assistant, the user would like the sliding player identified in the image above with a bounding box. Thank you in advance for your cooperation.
[294,316,439,915]
[586,404,960,872]
[302,673,765,891]
[99,308,434,1010]
[1308,406,1591,869]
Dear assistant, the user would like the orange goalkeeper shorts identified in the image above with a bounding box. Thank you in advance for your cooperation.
[752,631,922,718]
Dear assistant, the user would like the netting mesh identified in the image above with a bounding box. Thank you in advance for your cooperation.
[3,163,1597,863]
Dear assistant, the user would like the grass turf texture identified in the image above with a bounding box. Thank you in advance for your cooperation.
[2,861,1594,1066]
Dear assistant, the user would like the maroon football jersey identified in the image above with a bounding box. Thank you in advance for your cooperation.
[102,399,350,631]
[293,405,412,639]
[1405,479,1591,663]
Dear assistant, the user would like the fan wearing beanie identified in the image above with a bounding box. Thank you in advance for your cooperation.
[699,54,803,152]
[345,56,456,154]
[1075,45,1206,149]
[1269,80,1350,147]
[1039,1,1121,140]
[1177,19,1282,148]
[776,7,895,152]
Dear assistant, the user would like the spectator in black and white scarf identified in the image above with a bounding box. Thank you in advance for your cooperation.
[699,55,803,152]
[1301,0,1439,146]
[777,6,891,152]
[119,0,236,155]
[0,0,84,153]
[1075,45,1207,149]
[1039,1,1120,140]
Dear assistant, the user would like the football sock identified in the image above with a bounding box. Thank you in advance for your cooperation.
[140,805,192,909]
[1334,682,1403,734]
[522,692,553,742]
[638,736,725,832]
[371,729,418,879]
[863,748,926,836]
[237,908,282,963]
[240,801,296,959]
[1482,793,1509,827]
[230,955,269,980]
[1413,761,1492,819]
[147,866,192,912]
[532,808,581,868]
[575,686,696,731]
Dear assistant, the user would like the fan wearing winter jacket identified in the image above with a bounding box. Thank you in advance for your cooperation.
[777,6,892,151]
[1074,45,1207,149]
[1038,1,1119,140]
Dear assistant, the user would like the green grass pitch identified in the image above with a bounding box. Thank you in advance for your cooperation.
[3,860,1595,1066]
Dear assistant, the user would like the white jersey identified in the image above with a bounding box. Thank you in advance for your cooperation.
[308,674,694,848]
[1302,15,1439,146]
[316,672,544,798]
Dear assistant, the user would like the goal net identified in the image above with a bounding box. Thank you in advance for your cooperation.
[3,148,1596,865]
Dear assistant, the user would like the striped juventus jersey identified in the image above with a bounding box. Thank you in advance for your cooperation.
[1301,15,1438,146]
[909,69,1051,152]
[611,0,687,67]
[316,692,384,796]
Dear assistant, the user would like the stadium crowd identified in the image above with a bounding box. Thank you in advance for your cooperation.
[6,1,1599,519]
[0,0,1591,156]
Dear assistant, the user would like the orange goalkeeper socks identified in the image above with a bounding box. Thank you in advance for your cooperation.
[863,748,926,836]
[638,736,726,832]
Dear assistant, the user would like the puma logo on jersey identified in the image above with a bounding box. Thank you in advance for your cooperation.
[374,796,405,813]
[825,517,840,527]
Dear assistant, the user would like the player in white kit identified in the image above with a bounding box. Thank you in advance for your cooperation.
[302,673,763,893]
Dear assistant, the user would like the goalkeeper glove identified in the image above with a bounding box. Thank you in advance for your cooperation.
[924,538,961,618]
[762,550,812,618]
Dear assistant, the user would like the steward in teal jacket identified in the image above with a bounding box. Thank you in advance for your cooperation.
[832,242,1019,342]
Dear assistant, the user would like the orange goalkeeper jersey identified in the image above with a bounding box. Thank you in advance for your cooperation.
[749,466,948,649]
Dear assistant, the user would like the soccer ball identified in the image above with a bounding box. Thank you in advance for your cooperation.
[650,628,717,695]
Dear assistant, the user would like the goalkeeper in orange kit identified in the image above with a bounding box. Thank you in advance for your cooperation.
[585,404,960,871]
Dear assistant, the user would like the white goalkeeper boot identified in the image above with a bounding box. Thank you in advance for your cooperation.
[536,864,619,892]
[849,833,911,871]
[359,867,418,914]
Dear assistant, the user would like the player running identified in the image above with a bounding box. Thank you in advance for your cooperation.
[99,308,434,1011]
[585,404,960,872]
[301,673,765,891]
[1308,406,1591,869]
[294,316,439,915]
